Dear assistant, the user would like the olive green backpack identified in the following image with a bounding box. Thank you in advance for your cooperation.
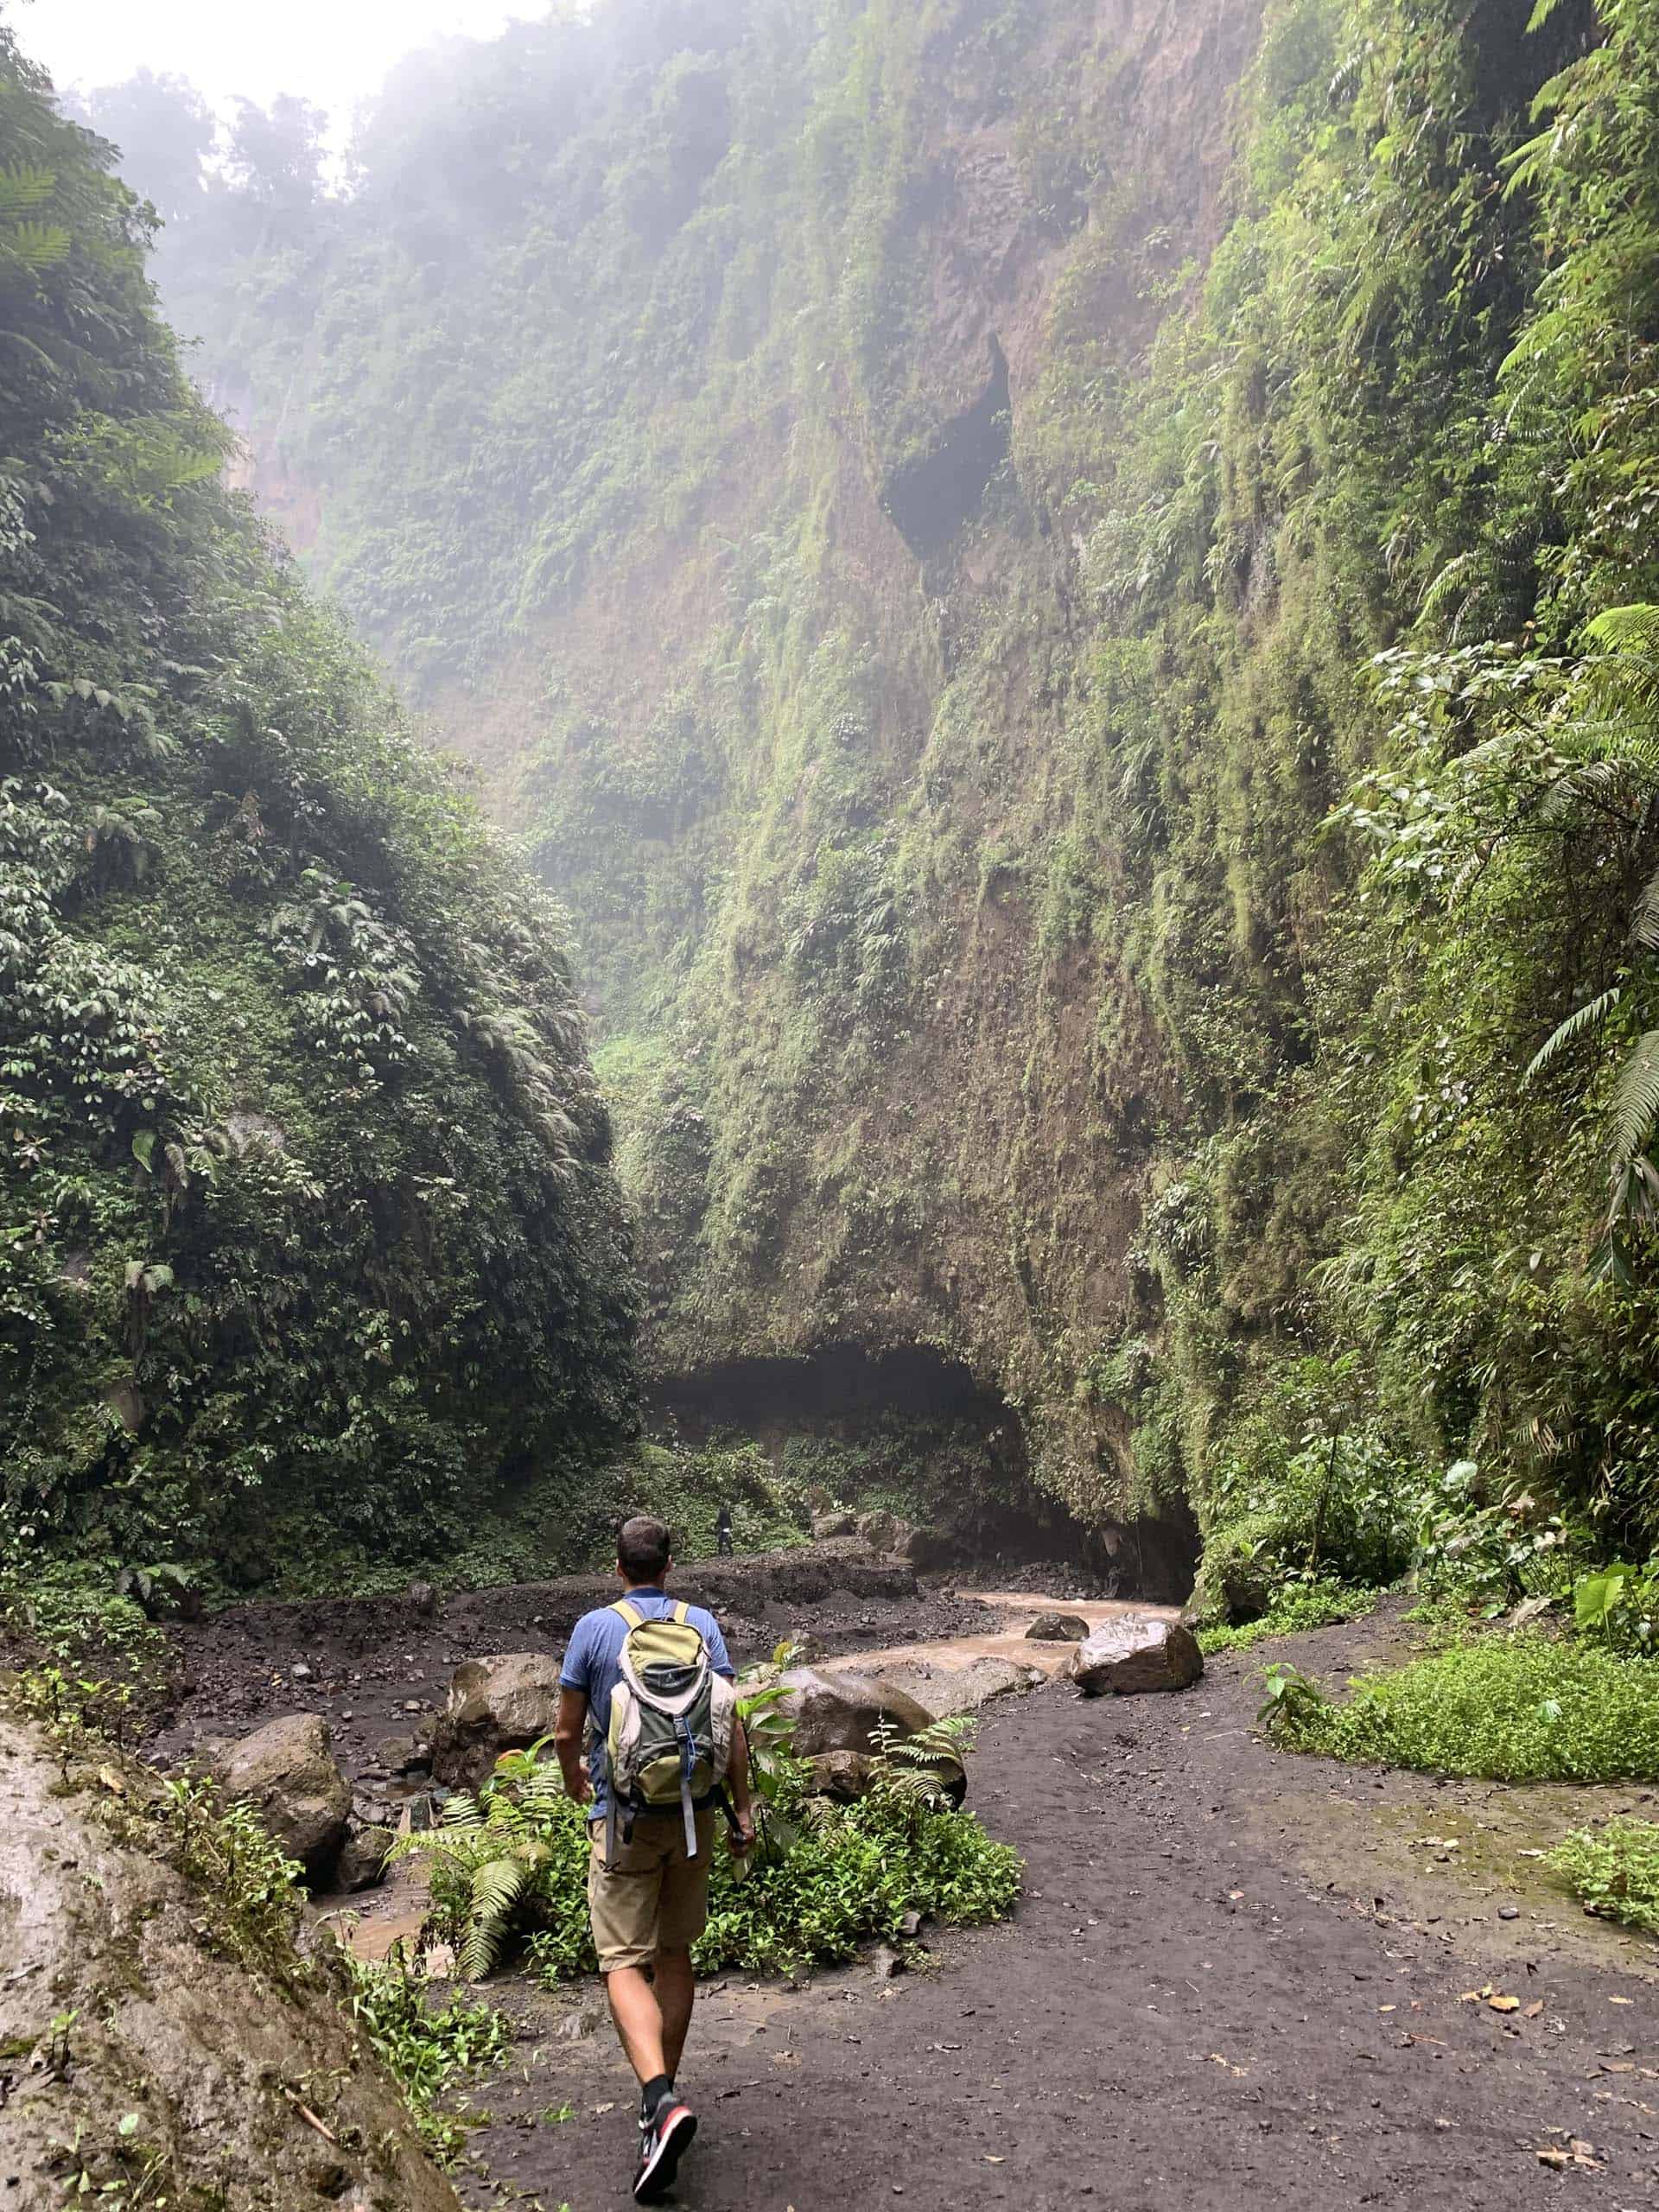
[602,1599,736,1867]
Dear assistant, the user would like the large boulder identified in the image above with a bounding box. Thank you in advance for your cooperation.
[1065,1616,1204,1697]
[0,1711,459,2209]
[855,1508,904,1552]
[804,1748,874,1800]
[429,1652,565,1793]
[863,1653,1030,1716]
[780,1666,965,1803]
[213,1713,350,1884]
[1025,1611,1088,1643]
[811,1509,858,1539]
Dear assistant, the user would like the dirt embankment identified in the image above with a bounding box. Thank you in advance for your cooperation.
[0,1712,456,2211]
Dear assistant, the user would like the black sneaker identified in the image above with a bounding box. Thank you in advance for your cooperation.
[632,2094,696,2202]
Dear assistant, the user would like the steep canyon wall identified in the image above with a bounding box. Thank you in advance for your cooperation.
[145,0,1659,1588]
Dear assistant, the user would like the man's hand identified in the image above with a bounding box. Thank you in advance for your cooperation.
[566,1768,593,1808]
[730,1807,757,1855]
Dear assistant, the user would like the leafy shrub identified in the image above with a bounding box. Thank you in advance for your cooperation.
[1198,1577,1373,1655]
[1276,1634,1659,1782]
[1548,1818,1659,1937]
[1573,1559,1659,1654]
[1255,1662,1330,1734]
[346,1952,510,2158]
[406,1716,1020,1985]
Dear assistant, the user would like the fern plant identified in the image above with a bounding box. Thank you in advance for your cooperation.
[866,1713,975,1823]
[393,1737,574,1980]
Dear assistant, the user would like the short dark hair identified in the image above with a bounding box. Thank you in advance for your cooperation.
[618,1514,671,1584]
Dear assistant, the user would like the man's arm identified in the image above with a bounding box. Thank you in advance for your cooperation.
[554,1686,590,1804]
[726,1708,755,1850]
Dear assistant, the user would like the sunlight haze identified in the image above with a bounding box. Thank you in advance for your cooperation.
[16,0,533,129]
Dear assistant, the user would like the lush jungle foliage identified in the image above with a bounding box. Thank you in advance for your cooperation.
[0,29,641,1609]
[73,0,1659,1610]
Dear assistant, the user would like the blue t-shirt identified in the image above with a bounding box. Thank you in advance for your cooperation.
[559,1587,734,1820]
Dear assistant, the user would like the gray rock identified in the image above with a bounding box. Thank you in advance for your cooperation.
[335,1821,394,1893]
[429,1652,566,1793]
[1066,1617,1204,1697]
[212,1713,351,1884]
[811,1510,858,1540]
[1024,1611,1087,1643]
[855,1509,915,1558]
[780,1667,964,1804]
[374,1733,429,1774]
[0,1712,460,2209]
[408,1580,439,1617]
[804,1749,874,1800]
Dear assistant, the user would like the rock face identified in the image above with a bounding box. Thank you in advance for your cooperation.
[811,1510,858,1539]
[430,1652,566,1793]
[0,1711,459,2209]
[1065,1617,1204,1697]
[1025,1611,1088,1643]
[804,1748,874,1799]
[780,1667,965,1803]
[213,1713,350,1883]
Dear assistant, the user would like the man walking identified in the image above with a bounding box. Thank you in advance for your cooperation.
[555,1515,756,2202]
[715,1501,734,1555]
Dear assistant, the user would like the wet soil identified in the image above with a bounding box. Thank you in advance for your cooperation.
[153,1574,1659,2209]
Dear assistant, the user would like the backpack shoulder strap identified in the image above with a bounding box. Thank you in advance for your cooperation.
[613,1599,645,1629]
[672,1600,690,1625]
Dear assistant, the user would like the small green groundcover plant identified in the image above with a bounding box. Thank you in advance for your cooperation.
[1262,1633,1659,1783]
[1548,1819,1659,1937]
[346,1950,512,2158]
[399,1706,1022,1985]
[1197,1576,1376,1655]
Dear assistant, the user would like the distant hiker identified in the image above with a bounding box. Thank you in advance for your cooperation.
[715,1502,734,1555]
[555,1515,756,2202]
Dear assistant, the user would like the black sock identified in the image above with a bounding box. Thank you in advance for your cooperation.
[642,2073,672,2121]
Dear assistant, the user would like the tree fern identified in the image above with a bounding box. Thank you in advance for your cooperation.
[1526,986,1622,1083]
[1614,1031,1659,1166]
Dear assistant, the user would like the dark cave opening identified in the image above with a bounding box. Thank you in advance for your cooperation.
[880,335,1012,561]
[647,1344,1198,1604]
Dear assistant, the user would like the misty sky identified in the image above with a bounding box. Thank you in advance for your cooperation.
[17,0,534,130]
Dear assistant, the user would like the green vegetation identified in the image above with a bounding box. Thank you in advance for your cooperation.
[346,1954,511,2158]
[0,30,639,1607]
[1196,1578,1372,1656]
[58,0,1659,1617]
[1274,1634,1659,1783]
[1548,1818,1659,1937]
[402,1715,1020,1984]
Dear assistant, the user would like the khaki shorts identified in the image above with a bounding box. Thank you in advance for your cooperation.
[588,1808,715,1974]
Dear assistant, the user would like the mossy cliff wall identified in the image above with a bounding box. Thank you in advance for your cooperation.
[0,34,639,1600]
[146,0,1659,1577]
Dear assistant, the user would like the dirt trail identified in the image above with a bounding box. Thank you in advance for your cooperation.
[437,1603,1659,2211]
[155,1573,1659,2206]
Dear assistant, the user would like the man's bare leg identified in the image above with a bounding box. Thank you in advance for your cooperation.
[606,1964,667,2084]
[654,1947,696,2078]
